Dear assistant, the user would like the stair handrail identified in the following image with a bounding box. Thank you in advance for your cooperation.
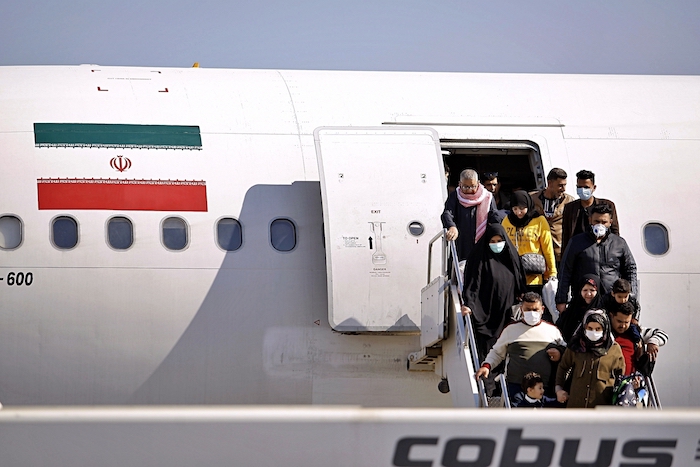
[428,229,488,407]
[499,373,512,409]
[645,374,662,409]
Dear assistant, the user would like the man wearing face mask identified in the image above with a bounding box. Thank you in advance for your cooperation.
[560,170,619,255]
[474,292,567,401]
[556,204,637,315]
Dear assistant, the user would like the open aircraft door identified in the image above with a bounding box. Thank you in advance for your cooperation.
[315,127,446,333]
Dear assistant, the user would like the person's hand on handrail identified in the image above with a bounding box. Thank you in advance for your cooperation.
[446,226,459,241]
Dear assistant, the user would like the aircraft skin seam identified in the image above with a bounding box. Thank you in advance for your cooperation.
[276,70,307,178]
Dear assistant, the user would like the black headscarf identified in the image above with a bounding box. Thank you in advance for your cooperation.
[463,223,528,338]
[507,190,541,229]
[569,309,615,357]
[556,274,602,342]
[569,274,602,311]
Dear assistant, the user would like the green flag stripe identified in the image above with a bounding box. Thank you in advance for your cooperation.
[34,123,202,149]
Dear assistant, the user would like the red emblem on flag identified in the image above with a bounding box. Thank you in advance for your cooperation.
[110,156,132,172]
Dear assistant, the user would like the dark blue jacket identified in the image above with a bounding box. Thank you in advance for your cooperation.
[556,232,637,304]
[512,393,562,408]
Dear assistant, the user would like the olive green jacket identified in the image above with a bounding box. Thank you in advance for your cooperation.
[555,343,625,408]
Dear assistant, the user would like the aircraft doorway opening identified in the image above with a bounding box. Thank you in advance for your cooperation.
[441,141,545,205]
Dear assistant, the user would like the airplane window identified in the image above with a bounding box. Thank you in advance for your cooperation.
[270,218,296,252]
[643,222,669,256]
[0,215,22,250]
[52,216,78,249]
[162,217,188,251]
[408,221,425,237]
[217,218,242,251]
[108,217,133,250]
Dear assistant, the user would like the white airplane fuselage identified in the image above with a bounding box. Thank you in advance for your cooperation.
[0,65,697,407]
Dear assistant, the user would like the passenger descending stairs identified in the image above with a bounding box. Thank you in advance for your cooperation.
[408,230,488,408]
[408,229,662,410]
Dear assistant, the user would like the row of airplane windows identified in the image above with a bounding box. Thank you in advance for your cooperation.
[0,214,672,256]
[0,215,297,252]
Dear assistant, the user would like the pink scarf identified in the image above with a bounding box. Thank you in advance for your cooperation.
[456,184,492,242]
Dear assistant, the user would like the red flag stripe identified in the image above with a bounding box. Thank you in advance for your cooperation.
[37,179,207,212]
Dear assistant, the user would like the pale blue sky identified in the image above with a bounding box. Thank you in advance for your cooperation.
[2,0,699,74]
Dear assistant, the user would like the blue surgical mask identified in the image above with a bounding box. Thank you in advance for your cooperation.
[577,187,593,201]
[592,224,607,238]
[489,241,506,254]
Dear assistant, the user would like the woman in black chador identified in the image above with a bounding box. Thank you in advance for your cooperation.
[461,223,527,361]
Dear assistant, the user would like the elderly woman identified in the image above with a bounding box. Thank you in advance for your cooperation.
[555,310,625,408]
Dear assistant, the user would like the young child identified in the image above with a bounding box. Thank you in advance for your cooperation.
[601,278,641,321]
[512,372,561,408]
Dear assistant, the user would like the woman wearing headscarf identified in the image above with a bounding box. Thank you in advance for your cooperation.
[556,274,602,342]
[555,310,625,408]
[461,223,528,361]
[501,190,557,292]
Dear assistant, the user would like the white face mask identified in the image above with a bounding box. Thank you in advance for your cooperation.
[577,187,593,201]
[585,329,604,342]
[592,224,607,238]
[489,241,506,254]
[523,311,542,326]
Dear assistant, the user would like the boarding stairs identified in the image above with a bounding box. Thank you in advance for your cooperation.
[408,229,662,410]
[407,229,488,407]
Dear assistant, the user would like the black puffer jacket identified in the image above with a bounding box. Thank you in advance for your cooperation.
[556,232,637,304]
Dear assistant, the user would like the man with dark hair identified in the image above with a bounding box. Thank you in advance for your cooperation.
[482,171,511,211]
[609,301,667,376]
[442,168,499,260]
[530,168,575,263]
[474,292,566,400]
[561,169,619,254]
[556,204,637,314]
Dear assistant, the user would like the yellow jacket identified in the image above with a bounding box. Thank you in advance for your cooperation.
[502,216,557,285]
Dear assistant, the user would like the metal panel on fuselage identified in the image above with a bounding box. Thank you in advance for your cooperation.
[0,68,450,406]
[315,127,445,333]
[555,137,700,408]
